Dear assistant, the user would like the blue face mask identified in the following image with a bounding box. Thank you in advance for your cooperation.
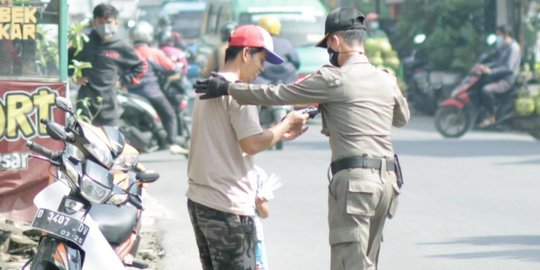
[370,22,380,31]
[95,23,118,40]
[495,36,504,48]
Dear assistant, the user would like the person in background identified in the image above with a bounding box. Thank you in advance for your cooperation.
[477,25,521,128]
[187,25,310,269]
[70,3,144,126]
[202,22,237,77]
[365,12,387,38]
[194,7,410,270]
[155,16,188,51]
[256,15,300,84]
[128,21,189,155]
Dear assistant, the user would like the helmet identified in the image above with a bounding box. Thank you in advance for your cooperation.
[131,21,154,44]
[158,16,172,27]
[219,22,237,42]
[258,15,281,36]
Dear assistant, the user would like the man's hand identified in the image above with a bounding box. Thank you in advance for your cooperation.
[281,110,310,141]
[193,72,230,99]
[74,76,88,86]
[477,65,491,75]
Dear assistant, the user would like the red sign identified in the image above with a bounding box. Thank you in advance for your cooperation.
[0,81,66,223]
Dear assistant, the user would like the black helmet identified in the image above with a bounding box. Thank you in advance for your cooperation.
[220,22,237,42]
[159,28,174,45]
[158,16,172,27]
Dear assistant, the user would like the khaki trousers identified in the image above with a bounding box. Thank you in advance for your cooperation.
[328,162,399,270]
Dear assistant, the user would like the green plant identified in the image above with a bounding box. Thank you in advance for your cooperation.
[69,20,90,56]
[35,27,59,75]
[68,60,92,79]
[68,20,92,81]
[75,97,102,123]
[394,0,488,73]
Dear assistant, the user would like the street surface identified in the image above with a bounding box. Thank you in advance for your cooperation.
[143,115,540,270]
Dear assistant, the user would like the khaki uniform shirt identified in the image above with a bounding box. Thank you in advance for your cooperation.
[187,72,263,216]
[228,54,410,161]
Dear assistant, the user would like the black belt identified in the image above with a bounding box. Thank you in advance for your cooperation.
[330,155,395,175]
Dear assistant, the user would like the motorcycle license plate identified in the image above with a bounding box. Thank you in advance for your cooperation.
[32,208,89,246]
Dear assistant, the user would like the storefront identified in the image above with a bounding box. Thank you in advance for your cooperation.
[0,0,69,223]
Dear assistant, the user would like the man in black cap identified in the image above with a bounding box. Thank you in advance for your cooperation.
[193,7,410,270]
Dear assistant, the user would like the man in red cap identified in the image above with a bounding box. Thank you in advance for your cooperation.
[194,7,410,270]
[186,24,310,269]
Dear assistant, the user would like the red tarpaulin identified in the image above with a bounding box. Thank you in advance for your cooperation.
[0,81,66,224]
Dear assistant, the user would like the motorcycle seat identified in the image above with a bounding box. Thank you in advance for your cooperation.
[89,203,138,245]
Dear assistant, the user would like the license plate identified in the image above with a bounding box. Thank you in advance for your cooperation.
[32,208,89,246]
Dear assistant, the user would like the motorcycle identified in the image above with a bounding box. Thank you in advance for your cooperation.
[434,52,540,140]
[23,96,159,269]
[157,60,192,150]
[402,34,451,115]
[117,44,192,153]
[117,91,169,153]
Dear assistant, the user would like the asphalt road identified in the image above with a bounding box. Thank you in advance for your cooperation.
[143,115,540,270]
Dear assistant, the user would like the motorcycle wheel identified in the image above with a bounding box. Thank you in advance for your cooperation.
[30,237,82,270]
[434,106,472,138]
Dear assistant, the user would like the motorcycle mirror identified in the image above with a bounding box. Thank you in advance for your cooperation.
[55,96,74,115]
[413,34,426,45]
[41,119,68,141]
[486,34,497,46]
[136,170,159,183]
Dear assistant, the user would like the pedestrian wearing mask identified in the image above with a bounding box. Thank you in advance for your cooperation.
[70,3,144,126]
[186,25,310,269]
[194,7,410,270]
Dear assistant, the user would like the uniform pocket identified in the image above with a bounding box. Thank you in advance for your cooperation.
[346,179,381,216]
[387,173,401,218]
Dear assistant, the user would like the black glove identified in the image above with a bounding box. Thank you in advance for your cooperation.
[193,72,230,100]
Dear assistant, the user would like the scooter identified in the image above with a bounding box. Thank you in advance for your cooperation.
[23,96,159,269]
[158,63,192,150]
[117,91,169,153]
[402,34,450,115]
[434,53,540,140]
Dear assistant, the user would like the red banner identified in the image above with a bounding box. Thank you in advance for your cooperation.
[0,81,66,223]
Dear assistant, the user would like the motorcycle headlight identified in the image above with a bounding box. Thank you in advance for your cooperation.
[108,193,128,205]
[84,143,114,169]
[80,175,112,204]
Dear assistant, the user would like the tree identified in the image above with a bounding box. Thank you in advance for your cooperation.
[394,0,489,73]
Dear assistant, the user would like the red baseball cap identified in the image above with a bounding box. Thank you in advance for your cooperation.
[228,25,284,64]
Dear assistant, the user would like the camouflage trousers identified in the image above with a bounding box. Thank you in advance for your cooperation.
[187,199,256,270]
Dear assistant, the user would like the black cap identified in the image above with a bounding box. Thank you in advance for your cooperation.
[316,7,366,48]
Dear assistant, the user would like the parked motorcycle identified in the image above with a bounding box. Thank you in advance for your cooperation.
[23,96,159,269]
[157,61,192,150]
[402,34,451,115]
[434,52,540,140]
[117,91,169,153]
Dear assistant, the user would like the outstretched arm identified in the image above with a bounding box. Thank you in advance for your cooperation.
[239,110,309,155]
